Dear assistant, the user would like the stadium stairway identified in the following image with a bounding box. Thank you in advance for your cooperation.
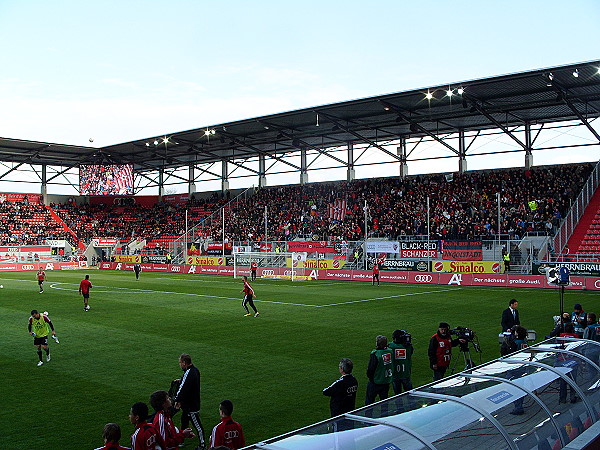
[564,186,600,261]
[45,205,84,251]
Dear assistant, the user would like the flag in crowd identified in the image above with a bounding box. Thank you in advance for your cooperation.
[329,199,346,221]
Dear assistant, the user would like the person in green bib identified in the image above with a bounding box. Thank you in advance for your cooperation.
[388,329,414,394]
[365,335,392,405]
[27,310,57,367]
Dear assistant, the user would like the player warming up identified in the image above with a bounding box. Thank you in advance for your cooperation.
[133,263,142,280]
[28,310,57,366]
[37,267,46,293]
[79,274,93,311]
[241,276,259,317]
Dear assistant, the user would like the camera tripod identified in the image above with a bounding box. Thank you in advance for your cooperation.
[450,341,482,374]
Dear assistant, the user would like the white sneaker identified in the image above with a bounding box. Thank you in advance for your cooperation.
[37,361,43,366]
[46,354,51,362]
[52,336,59,344]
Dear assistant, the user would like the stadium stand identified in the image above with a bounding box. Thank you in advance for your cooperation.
[564,188,600,261]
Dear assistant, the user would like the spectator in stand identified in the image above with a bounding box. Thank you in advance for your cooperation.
[209,400,245,450]
[94,423,131,450]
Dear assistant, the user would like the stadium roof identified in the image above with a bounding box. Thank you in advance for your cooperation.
[1,60,599,175]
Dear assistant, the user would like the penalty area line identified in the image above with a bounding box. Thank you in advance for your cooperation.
[316,288,461,307]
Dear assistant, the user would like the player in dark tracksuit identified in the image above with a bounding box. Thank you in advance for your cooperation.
[174,354,205,449]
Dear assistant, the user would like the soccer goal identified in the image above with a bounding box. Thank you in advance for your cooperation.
[232,251,312,281]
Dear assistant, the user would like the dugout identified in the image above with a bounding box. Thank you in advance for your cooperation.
[244,338,600,450]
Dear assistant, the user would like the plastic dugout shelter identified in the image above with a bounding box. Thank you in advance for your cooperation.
[244,338,600,450]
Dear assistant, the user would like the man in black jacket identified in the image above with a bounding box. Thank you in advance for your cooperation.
[322,358,358,417]
[501,299,520,332]
[174,353,206,450]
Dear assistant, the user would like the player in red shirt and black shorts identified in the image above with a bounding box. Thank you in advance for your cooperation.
[241,276,259,317]
[372,263,380,286]
[79,274,93,311]
[250,261,258,281]
[37,268,46,293]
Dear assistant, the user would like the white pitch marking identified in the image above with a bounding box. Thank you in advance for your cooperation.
[316,288,461,307]
[46,282,460,308]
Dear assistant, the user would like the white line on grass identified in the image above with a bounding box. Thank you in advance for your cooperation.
[46,282,459,308]
[316,288,461,307]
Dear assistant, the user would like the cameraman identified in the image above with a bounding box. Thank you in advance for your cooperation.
[388,329,413,394]
[571,304,587,338]
[428,323,465,381]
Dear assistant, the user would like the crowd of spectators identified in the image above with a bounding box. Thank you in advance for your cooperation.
[0,199,72,246]
[208,163,593,243]
[0,163,592,250]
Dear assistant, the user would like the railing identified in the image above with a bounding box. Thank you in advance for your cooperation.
[553,159,600,256]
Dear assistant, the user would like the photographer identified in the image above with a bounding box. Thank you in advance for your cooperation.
[428,323,464,381]
[571,304,587,338]
[388,329,413,394]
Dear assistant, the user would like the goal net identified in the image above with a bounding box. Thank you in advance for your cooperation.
[232,251,312,281]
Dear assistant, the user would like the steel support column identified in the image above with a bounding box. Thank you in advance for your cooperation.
[158,168,165,199]
[41,164,48,205]
[347,142,355,181]
[525,121,533,169]
[188,164,196,198]
[458,128,467,173]
[258,154,267,188]
[300,148,308,185]
[398,136,408,178]
[221,160,229,193]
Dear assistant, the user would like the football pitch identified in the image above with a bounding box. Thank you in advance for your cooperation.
[1,269,599,449]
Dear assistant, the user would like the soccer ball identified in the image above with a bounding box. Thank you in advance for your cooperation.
[0,285,3,288]
[43,311,49,316]
[85,305,90,311]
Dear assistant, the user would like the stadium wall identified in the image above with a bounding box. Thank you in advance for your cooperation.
[98,262,600,291]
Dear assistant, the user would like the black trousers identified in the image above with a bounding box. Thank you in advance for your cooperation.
[182,409,205,446]
[243,295,257,313]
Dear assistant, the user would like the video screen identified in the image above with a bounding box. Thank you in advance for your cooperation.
[80,164,134,195]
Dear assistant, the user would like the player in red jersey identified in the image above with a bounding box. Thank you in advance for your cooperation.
[79,274,93,311]
[94,423,131,450]
[372,262,380,286]
[209,400,246,450]
[129,402,166,450]
[241,276,259,317]
[250,260,258,281]
[150,390,195,450]
[36,267,46,293]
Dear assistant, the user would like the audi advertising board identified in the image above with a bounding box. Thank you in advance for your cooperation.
[96,263,600,291]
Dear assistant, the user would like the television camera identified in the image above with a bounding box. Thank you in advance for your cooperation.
[449,326,482,373]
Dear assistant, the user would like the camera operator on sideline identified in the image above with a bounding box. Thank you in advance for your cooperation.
[428,323,465,381]
[572,304,587,338]
[388,329,413,394]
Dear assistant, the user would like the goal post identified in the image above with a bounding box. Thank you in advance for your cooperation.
[232,251,312,280]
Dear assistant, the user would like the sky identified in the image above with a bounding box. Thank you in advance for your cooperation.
[0,0,599,193]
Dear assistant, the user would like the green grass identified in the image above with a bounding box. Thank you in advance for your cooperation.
[0,269,599,449]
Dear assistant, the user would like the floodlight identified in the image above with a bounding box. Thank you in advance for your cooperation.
[145,142,150,147]
[573,69,579,78]
[457,87,464,95]
[153,140,159,145]
[425,92,433,100]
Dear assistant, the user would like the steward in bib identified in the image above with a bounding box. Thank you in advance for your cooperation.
[365,335,393,405]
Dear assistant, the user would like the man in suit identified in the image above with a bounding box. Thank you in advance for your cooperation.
[501,298,520,332]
